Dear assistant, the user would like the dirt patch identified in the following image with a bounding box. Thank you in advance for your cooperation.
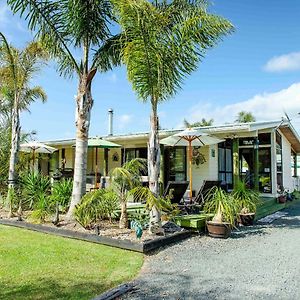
[0,208,184,244]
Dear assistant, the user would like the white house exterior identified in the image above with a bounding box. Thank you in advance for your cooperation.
[41,120,300,197]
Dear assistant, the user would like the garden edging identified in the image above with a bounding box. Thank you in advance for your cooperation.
[0,219,193,253]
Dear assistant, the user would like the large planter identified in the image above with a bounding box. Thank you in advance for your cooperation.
[206,221,231,239]
[278,195,287,204]
[239,213,255,226]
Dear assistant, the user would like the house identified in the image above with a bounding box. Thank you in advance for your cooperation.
[40,119,300,197]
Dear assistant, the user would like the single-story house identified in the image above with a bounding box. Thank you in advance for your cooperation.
[39,119,300,197]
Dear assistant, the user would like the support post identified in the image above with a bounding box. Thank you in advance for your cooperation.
[104,148,109,176]
[254,138,259,191]
[159,144,165,195]
[233,138,239,190]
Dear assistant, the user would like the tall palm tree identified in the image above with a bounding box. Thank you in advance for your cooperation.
[113,0,233,232]
[7,0,121,218]
[0,33,47,192]
[235,111,256,123]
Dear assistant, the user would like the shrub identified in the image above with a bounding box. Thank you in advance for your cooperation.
[231,181,259,214]
[29,193,52,223]
[19,172,51,209]
[74,189,119,229]
[50,178,72,212]
[203,187,238,226]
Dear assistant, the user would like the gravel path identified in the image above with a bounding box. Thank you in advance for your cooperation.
[122,202,300,300]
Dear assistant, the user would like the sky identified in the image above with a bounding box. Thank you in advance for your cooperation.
[1,1,300,141]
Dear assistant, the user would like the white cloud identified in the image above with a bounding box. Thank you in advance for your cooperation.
[182,83,300,129]
[117,114,132,129]
[264,52,300,72]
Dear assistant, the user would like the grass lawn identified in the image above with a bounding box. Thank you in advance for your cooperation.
[0,225,143,300]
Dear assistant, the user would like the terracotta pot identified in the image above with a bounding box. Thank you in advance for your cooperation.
[239,213,255,226]
[278,195,287,204]
[206,221,231,239]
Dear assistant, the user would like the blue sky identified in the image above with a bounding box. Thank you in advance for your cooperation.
[1,1,300,140]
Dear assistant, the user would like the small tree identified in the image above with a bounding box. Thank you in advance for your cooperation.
[110,158,147,229]
[235,111,256,123]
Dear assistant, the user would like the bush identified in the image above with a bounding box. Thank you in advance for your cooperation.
[19,172,51,209]
[50,178,72,212]
[29,192,51,223]
[74,189,119,229]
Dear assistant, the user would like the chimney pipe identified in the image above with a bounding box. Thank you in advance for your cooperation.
[108,108,113,136]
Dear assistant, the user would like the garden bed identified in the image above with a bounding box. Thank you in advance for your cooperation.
[0,211,193,253]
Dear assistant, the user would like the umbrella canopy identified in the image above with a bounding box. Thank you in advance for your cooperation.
[160,128,224,198]
[87,138,121,148]
[20,141,57,154]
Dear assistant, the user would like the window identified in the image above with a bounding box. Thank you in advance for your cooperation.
[122,148,148,175]
[291,150,297,177]
[276,132,283,189]
[218,140,233,189]
[164,146,187,183]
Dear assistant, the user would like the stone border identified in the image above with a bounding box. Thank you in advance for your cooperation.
[0,219,193,254]
[93,283,135,300]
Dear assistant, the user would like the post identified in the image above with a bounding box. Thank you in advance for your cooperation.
[189,140,193,198]
[104,148,109,176]
[253,138,259,191]
[233,138,239,190]
[159,144,165,195]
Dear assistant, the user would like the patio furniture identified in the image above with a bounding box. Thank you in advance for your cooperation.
[163,181,189,204]
[193,180,221,205]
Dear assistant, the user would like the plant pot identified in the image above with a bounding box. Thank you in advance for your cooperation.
[206,221,231,239]
[239,213,255,226]
[278,195,287,204]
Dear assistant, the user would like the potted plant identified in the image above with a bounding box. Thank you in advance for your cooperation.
[232,181,259,226]
[277,189,287,204]
[203,187,238,238]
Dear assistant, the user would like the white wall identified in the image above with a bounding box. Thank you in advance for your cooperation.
[186,145,219,193]
[280,130,293,191]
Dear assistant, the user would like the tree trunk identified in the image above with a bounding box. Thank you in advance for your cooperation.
[119,199,128,229]
[66,74,94,220]
[8,96,20,189]
[148,105,162,234]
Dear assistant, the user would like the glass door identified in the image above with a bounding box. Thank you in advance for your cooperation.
[164,146,187,185]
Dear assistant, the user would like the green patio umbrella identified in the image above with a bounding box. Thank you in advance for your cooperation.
[87,138,121,188]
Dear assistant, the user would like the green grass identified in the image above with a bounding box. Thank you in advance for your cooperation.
[0,225,143,300]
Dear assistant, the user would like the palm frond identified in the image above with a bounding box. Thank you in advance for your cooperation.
[7,0,80,76]
[113,0,233,103]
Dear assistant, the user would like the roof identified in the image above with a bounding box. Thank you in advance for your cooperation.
[43,119,300,153]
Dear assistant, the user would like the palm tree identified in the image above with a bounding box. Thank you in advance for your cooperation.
[235,111,256,123]
[7,0,121,218]
[113,0,233,232]
[110,158,147,229]
[0,33,47,192]
[183,118,214,128]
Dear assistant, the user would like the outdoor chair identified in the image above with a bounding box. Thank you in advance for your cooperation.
[163,181,189,204]
[193,180,222,206]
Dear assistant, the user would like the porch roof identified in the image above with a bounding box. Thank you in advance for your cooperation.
[43,120,300,152]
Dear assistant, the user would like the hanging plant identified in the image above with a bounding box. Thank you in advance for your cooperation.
[192,147,206,167]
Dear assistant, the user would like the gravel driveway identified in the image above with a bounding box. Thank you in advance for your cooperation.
[122,202,300,300]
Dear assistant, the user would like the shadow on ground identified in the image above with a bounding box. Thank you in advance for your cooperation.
[0,279,104,300]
